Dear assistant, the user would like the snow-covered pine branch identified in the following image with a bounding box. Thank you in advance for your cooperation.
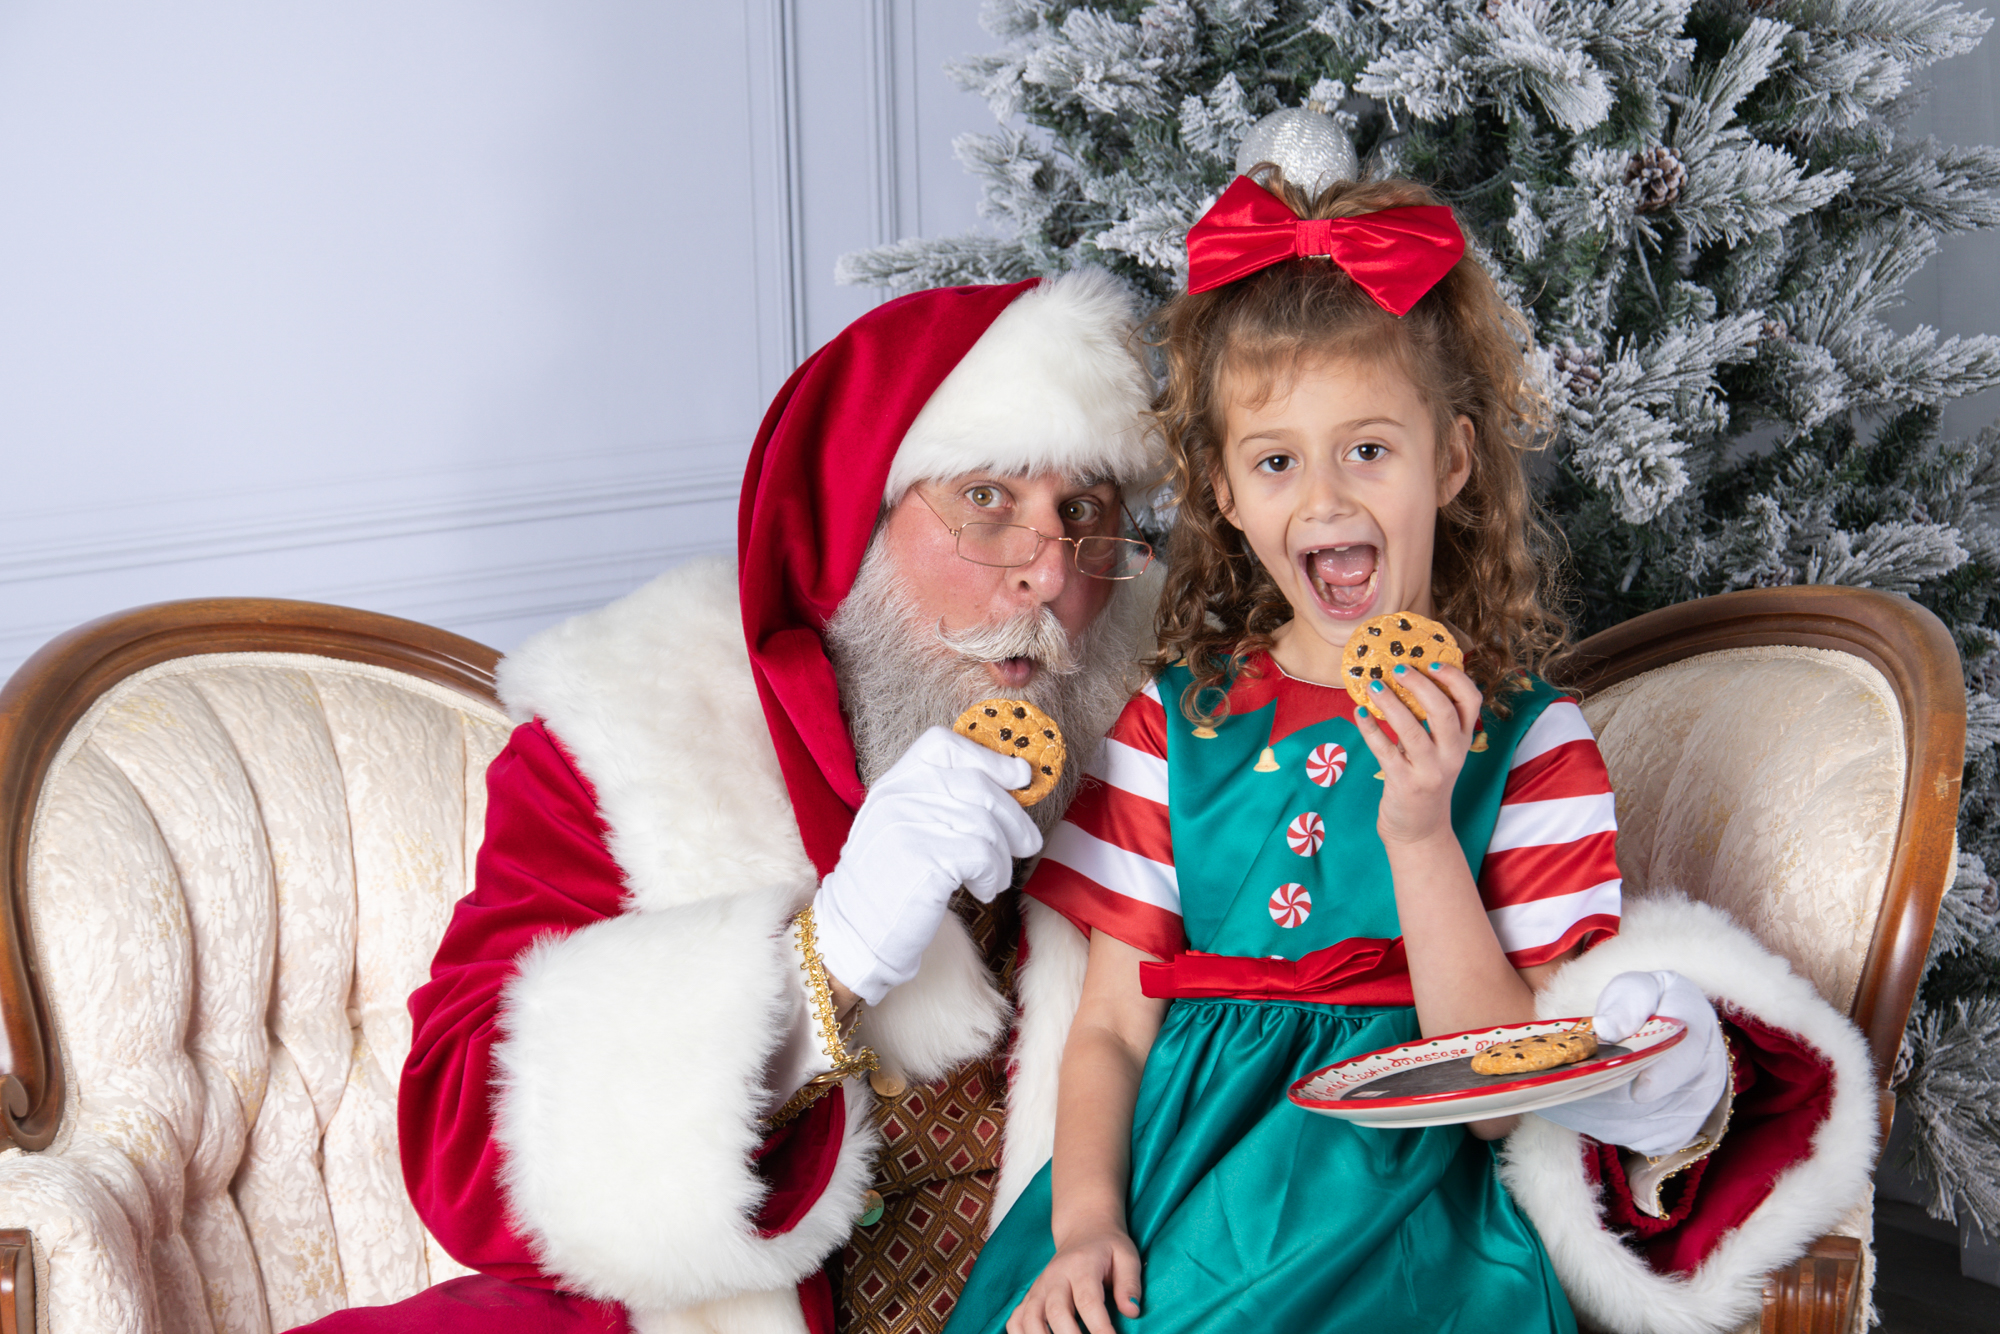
[833,234,1037,295]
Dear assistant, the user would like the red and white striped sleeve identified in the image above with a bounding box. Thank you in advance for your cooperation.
[1478,698,1622,968]
[1023,679,1186,961]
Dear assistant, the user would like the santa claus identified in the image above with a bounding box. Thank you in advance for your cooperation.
[304,271,1874,1334]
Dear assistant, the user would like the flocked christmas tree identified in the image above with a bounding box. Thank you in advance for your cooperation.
[841,0,2000,1236]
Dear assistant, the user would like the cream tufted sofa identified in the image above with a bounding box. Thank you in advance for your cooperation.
[0,600,512,1332]
[0,587,1963,1334]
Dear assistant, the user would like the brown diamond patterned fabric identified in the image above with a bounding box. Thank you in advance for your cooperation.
[840,891,1020,1333]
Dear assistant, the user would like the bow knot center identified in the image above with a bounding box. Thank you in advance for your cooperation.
[1295,217,1337,257]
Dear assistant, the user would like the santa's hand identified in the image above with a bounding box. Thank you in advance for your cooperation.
[812,726,1042,1006]
[1535,970,1730,1156]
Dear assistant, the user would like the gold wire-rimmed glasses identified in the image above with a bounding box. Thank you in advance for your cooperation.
[916,490,1154,580]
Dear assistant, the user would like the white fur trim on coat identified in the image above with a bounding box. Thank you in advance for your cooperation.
[497,557,820,916]
[885,269,1158,500]
[990,898,1090,1229]
[487,555,1012,1317]
[1498,894,1877,1334]
[857,909,1013,1087]
[495,889,877,1311]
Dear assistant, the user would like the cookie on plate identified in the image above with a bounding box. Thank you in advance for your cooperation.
[1469,1023,1598,1076]
[1342,611,1464,720]
[953,699,1066,807]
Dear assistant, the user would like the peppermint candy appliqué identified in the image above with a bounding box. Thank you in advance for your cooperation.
[1285,812,1325,856]
[1269,882,1312,928]
[1306,743,1347,787]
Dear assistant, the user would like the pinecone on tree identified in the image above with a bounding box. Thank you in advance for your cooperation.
[1551,339,1602,396]
[1624,146,1687,214]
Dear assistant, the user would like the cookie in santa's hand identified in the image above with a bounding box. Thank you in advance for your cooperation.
[1342,611,1463,720]
[953,699,1065,807]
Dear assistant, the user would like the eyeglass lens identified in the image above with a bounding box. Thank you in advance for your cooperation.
[956,522,1151,579]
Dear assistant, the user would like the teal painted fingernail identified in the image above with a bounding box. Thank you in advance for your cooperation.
[1369,679,1384,693]
[1428,661,1441,671]
[1355,705,1368,719]
[1393,664,1406,676]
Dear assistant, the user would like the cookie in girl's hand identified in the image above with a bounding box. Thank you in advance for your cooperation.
[953,699,1065,806]
[1342,612,1463,720]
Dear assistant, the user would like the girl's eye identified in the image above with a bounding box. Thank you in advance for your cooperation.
[1060,497,1104,528]
[1348,443,1386,463]
[1254,455,1295,474]
[964,485,1004,508]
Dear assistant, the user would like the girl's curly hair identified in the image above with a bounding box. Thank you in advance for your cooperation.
[1151,173,1568,727]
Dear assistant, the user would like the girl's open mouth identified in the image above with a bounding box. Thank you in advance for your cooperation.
[1303,544,1379,617]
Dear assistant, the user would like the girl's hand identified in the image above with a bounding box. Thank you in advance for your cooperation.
[1005,1221,1142,1334]
[1352,661,1482,847]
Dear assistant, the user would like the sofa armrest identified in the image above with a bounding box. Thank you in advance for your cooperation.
[0,1228,33,1334]
[1761,1234,1862,1334]
[0,1150,158,1333]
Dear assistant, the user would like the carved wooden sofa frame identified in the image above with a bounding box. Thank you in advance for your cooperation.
[0,585,1962,1332]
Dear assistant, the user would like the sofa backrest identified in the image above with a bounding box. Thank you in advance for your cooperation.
[1555,585,1965,1082]
[1580,644,1905,1016]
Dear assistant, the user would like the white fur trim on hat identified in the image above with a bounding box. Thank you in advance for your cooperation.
[884,268,1158,500]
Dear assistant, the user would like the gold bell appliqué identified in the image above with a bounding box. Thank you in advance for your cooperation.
[1253,747,1280,772]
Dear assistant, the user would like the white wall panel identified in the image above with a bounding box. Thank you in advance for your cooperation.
[794,0,996,349]
[0,1,994,678]
[10,1,1985,685]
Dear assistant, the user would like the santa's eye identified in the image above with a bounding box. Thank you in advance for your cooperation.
[964,485,1005,509]
[1060,496,1105,528]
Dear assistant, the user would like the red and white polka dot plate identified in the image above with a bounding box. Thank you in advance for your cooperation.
[1288,1016,1688,1128]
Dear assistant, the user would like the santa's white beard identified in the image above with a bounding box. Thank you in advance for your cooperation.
[825,541,1152,833]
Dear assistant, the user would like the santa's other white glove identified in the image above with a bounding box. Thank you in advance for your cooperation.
[812,726,1042,1006]
[1535,970,1730,1156]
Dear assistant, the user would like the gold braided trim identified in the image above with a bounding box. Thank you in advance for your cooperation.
[1625,1055,1737,1218]
[766,907,879,1129]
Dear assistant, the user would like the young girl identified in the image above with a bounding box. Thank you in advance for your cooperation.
[943,173,1621,1334]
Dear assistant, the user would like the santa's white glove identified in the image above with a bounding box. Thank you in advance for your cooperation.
[812,726,1042,1006]
[1535,970,1730,1156]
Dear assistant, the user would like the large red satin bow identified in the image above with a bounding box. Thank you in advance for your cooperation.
[1186,176,1466,315]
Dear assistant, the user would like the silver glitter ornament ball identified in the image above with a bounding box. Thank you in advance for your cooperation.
[1233,102,1358,196]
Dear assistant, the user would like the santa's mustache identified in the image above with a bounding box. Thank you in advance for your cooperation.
[934,607,1081,676]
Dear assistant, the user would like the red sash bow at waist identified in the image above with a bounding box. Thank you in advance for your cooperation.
[1138,936,1414,1007]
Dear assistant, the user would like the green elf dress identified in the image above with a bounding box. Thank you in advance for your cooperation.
[944,653,1624,1334]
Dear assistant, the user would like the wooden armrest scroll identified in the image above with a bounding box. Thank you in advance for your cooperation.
[0,1228,34,1334]
[1760,1234,1860,1334]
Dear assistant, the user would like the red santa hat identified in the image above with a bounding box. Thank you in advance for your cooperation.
[738,269,1155,876]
